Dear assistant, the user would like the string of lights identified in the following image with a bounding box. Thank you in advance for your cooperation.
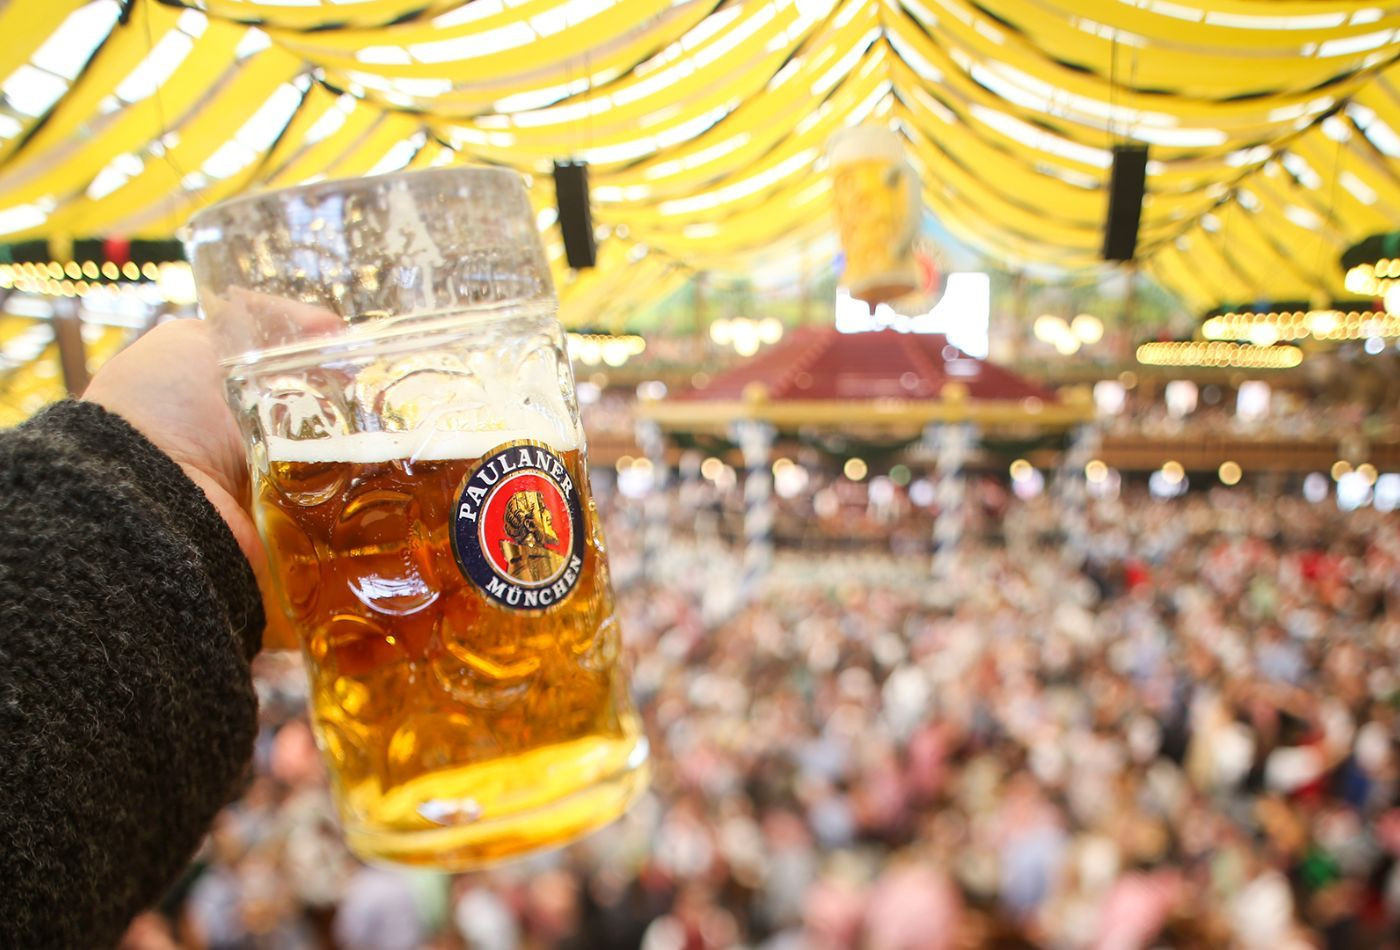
[1136,341,1304,369]
[566,332,646,367]
[1202,307,1400,343]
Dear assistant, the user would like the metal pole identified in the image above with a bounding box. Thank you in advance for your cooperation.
[51,297,90,395]
[928,421,974,576]
[634,419,670,580]
[1057,423,1100,567]
[732,420,775,600]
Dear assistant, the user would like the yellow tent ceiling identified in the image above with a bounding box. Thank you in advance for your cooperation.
[1,0,1399,324]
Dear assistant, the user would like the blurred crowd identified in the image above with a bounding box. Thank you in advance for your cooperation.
[124,475,1400,949]
[577,378,1400,449]
[1098,391,1400,444]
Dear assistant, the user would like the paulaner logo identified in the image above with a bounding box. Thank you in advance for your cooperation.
[452,441,587,611]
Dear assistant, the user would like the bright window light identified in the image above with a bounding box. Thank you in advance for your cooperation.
[86,152,145,199]
[655,102,733,148]
[1267,97,1335,125]
[0,202,50,235]
[366,134,424,175]
[235,27,272,59]
[114,29,194,103]
[592,184,652,202]
[575,136,663,165]
[343,70,394,92]
[1281,153,1322,189]
[974,17,1004,43]
[908,86,955,125]
[691,4,778,70]
[1354,111,1400,157]
[236,81,303,151]
[1321,116,1352,141]
[1283,205,1322,229]
[1224,145,1272,167]
[175,8,208,36]
[201,141,256,180]
[387,77,454,98]
[493,78,590,113]
[845,78,894,127]
[1317,29,1397,58]
[2,65,68,117]
[1339,171,1377,205]
[408,22,535,63]
[1207,10,1345,28]
[970,105,1112,167]
[886,29,941,81]
[834,273,991,357]
[1131,126,1227,148]
[658,147,815,214]
[611,60,695,107]
[833,0,866,27]
[770,0,828,51]
[765,56,804,93]
[432,0,503,28]
[1142,1,1202,22]
[1070,17,1147,45]
[672,5,744,55]
[30,0,121,80]
[529,0,615,37]
[643,133,750,179]
[356,46,413,65]
[445,126,516,148]
[202,81,302,180]
[303,95,355,144]
[508,96,609,129]
[810,31,875,96]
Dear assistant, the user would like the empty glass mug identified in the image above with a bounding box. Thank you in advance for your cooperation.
[184,167,649,869]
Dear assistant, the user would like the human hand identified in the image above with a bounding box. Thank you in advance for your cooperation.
[84,318,296,649]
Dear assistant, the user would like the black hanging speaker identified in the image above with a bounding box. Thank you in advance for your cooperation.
[1102,144,1148,262]
[553,160,596,270]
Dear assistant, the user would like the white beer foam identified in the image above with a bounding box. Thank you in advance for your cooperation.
[266,426,579,464]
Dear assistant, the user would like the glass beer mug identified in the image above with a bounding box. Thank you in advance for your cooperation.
[184,167,649,869]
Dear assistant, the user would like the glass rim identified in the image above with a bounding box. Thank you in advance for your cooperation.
[184,165,527,235]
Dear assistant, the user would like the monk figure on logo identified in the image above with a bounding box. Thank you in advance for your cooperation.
[500,489,567,583]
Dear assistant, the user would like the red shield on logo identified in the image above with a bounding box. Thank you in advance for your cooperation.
[477,470,574,587]
[453,441,587,611]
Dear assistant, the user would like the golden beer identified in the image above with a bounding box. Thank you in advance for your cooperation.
[187,166,648,868]
[256,435,647,868]
[827,126,921,306]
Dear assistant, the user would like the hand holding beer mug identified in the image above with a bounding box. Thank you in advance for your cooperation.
[184,168,649,869]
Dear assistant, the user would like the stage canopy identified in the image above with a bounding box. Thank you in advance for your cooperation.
[640,326,1091,434]
[1,0,1398,323]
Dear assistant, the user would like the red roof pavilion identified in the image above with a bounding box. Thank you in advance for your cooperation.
[642,327,1090,434]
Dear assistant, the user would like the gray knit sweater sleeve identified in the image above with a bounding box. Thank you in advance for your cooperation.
[0,400,263,948]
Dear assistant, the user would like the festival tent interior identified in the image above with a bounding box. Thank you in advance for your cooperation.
[0,0,1398,426]
[5,6,1400,945]
[0,0,1398,312]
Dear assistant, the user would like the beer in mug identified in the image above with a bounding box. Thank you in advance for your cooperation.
[187,169,649,868]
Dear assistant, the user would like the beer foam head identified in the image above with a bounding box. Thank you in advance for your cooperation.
[266,424,579,463]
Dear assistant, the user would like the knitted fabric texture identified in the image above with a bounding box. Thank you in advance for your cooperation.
[0,400,262,948]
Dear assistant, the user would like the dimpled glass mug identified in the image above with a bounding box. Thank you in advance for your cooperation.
[184,167,649,869]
